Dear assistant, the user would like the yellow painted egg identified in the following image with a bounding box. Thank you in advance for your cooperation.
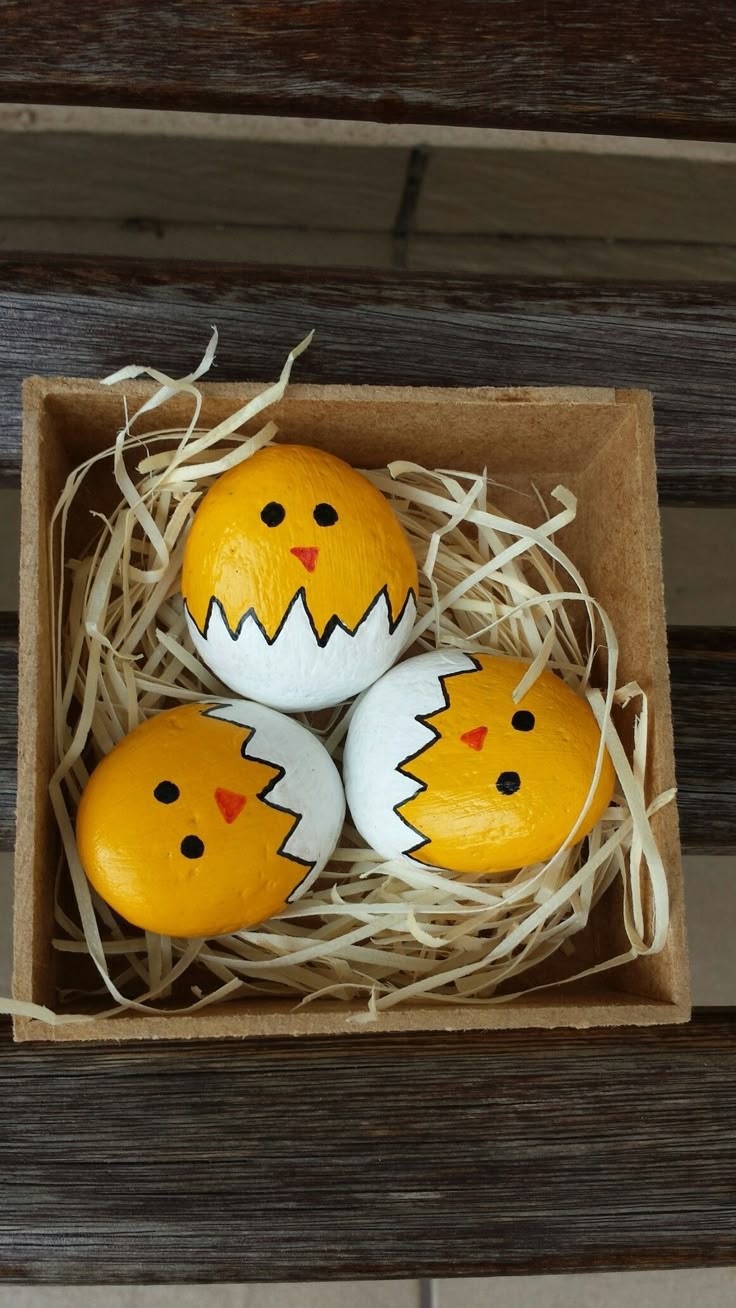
[181,444,418,711]
[76,701,345,938]
[344,650,616,875]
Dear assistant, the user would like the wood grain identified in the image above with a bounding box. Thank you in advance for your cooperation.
[0,132,408,229]
[4,219,736,283]
[3,128,736,280]
[2,259,736,504]
[0,612,17,852]
[669,628,736,852]
[0,1010,734,1282]
[417,149,736,242]
[409,235,736,283]
[0,219,400,269]
[0,615,733,852]
[1,2,736,139]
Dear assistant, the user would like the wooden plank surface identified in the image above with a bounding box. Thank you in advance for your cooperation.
[3,128,736,243]
[3,129,736,284]
[0,1010,734,1282]
[417,149,736,242]
[409,236,736,283]
[4,220,736,283]
[0,132,408,229]
[2,259,736,505]
[668,629,736,853]
[0,616,733,853]
[0,613,16,849]
[1,2,736,140]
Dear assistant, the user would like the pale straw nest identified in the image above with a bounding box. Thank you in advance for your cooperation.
[7,332,673,1027]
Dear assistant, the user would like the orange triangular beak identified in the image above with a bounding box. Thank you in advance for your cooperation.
[290,546,319,572]
[460,725,488,752]
[215,788,247,823]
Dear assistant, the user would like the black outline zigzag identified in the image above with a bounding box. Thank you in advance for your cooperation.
[187,583,417,651]
[392,654,483,864]
[200,705,315,900]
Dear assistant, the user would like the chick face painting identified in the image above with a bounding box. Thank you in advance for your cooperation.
[181,444,419,711]
[76,700,345,938]
[344,651,616,876]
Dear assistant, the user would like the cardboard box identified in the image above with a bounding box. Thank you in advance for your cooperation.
[14,379,690,1041]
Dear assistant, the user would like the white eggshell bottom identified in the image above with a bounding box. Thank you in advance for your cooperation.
[343,649,477,864]
[186,591,417,712]
[206,699,345,899]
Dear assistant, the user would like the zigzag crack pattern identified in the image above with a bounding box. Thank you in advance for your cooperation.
[394,656,483,862]
[193,583,418,649]
[200,706,313,882]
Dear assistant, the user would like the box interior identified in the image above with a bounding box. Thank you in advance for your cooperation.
[14,379,689,1039]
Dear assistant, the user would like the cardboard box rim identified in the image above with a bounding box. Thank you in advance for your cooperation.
[13,377,690,1042]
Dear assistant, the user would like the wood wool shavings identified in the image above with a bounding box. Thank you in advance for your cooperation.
[8,330,673,1026]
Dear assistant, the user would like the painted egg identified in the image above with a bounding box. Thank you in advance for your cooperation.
[76,700,345,937]
[181,444,418,711]
[343,650,616,875]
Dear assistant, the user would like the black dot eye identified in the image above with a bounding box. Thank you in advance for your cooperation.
[512,711,535,732]
[154,781,179,804]
[313,502,338,527]
[181,834,205,859]
[261,501,285,527]
[496,771,521,796]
